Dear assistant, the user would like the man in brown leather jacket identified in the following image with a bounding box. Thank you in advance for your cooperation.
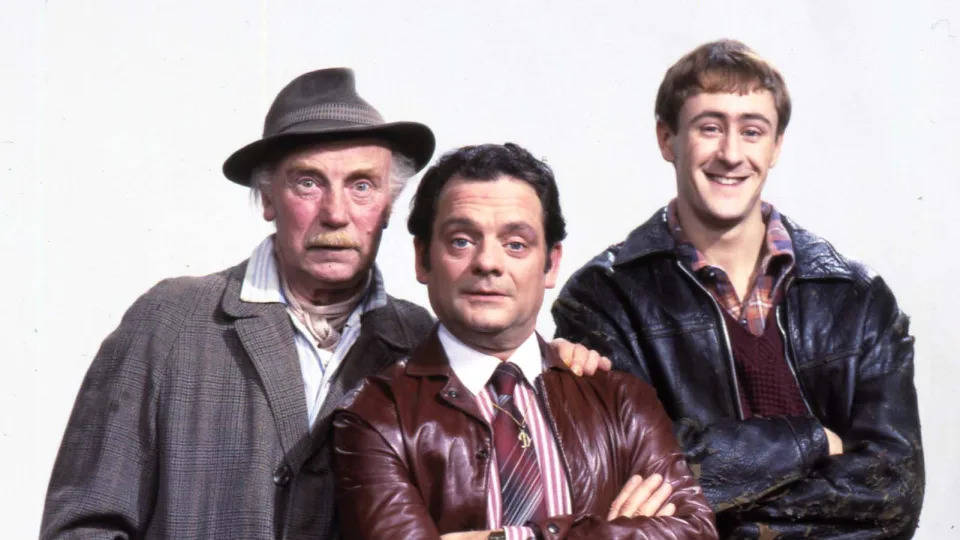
[333,143,717,539]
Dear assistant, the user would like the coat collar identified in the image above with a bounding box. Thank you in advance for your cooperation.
[405,326,570,379]
[402,326,571,436]
[221,260,426,472]
[614,206,857,282]
[223,260,418,348]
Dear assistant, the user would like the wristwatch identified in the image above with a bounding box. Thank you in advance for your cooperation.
[487,531,506,540]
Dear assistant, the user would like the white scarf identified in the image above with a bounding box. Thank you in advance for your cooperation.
[280,271,371,351]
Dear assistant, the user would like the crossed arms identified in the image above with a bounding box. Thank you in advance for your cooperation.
[552,263,924,538]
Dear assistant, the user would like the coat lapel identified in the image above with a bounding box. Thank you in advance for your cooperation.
[312,301,418,440]
[405,328,488,427]
[312,329,392,439]
[221,263,313,471]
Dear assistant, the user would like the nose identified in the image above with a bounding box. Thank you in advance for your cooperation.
[717,133,744,166]
[471,239,504,277]
[319,188,350,228]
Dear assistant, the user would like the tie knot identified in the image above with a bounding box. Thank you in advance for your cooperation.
[489,362,524,398]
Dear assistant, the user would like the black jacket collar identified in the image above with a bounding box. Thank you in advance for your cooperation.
[614,206,857,282]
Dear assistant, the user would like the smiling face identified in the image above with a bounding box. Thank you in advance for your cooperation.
[657,90,784,233]
[261,140,393,304]
[415,175,562,357]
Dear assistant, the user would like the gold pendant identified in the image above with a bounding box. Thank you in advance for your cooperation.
[518,430,532,449]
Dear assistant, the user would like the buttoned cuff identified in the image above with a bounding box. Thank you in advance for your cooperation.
[528,516,572,539]
[782,415,830,467]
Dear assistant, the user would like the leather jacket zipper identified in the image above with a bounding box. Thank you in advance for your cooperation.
[675,261,745,420]
[775,278,814,415]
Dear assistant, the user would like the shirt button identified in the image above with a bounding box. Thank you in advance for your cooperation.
[546,522,560,534]
[476,447,490,460]
[272,464,292,487]
[740,318,748,325]
[446,389,459,399]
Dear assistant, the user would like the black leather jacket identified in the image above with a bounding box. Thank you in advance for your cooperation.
[553,209,924,539]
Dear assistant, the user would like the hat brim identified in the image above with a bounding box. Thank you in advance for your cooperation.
[222,120,436,186]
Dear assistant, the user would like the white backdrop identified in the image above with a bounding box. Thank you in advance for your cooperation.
[3,1,958,537]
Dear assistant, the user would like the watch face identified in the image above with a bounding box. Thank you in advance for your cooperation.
[487,532,507,540]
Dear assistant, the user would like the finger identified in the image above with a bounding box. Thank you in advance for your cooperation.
[569,344,589,376]
[639,481,673,517]
[655,502,676,517]
[618,473,663,519]
[607,474,643,520]
[551,338,574,366]
[599,355,613,372]
[580,345,600,375]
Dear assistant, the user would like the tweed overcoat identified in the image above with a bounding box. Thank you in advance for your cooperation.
[41,260,434,539]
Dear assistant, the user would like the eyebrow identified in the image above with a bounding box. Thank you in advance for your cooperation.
[438,217,479,233]
[500,222,538,239]
[284,165,384,181]
[690,110,774,128]
[438,218,539,239]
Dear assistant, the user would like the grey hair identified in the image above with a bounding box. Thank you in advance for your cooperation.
[249,152,417,207]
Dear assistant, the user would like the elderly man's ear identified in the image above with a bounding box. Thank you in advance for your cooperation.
[261,190,276,222]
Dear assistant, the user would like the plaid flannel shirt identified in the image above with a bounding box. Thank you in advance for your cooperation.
[667,199,795,337]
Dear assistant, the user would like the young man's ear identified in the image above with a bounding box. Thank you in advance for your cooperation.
[769,133,785,169]
[655,120,677,163]
[414,237,429,284]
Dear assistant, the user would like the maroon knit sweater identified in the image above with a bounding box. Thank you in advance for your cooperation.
[721,308,808,418]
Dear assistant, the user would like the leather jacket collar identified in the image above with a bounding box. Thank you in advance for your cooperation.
[614,206,858,282]
[405,326,570,379]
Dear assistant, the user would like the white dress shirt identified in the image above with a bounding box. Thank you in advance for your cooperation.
[438,325,573,539]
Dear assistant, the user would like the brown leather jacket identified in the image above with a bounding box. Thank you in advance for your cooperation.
[333,328,717,539]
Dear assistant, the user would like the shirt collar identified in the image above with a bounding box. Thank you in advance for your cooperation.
[240,235,283,304]
[239,234,388,315]
[666,198,795,276]
[437,324,543,397]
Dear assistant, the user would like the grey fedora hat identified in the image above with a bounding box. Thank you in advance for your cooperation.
[223,68,435,185]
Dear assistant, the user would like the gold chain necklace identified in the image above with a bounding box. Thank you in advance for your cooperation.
[490,401,533,449]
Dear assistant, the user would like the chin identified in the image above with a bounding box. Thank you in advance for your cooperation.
[692,198,753,225]
[708,208,750,223]
[304,265,366,287]
[457,313,511,335]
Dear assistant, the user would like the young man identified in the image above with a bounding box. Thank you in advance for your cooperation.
[333,143,716,540]
[553,40,924,538]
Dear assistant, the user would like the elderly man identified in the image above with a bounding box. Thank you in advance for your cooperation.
[40,68,438,539]
[333,143,717,540]
[554,40,924,538]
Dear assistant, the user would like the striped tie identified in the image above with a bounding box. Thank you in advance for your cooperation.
[487,362,547,526]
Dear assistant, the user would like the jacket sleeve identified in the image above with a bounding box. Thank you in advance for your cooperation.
[40,287,176,539]
[333,390,443,540]
[528,375,717,539]
[730,280,924,538]
[552,262,828,509]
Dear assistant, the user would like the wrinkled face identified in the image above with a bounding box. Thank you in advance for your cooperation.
[415,176,561,355]
[657,90,784,231]
[262,140,393,302]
